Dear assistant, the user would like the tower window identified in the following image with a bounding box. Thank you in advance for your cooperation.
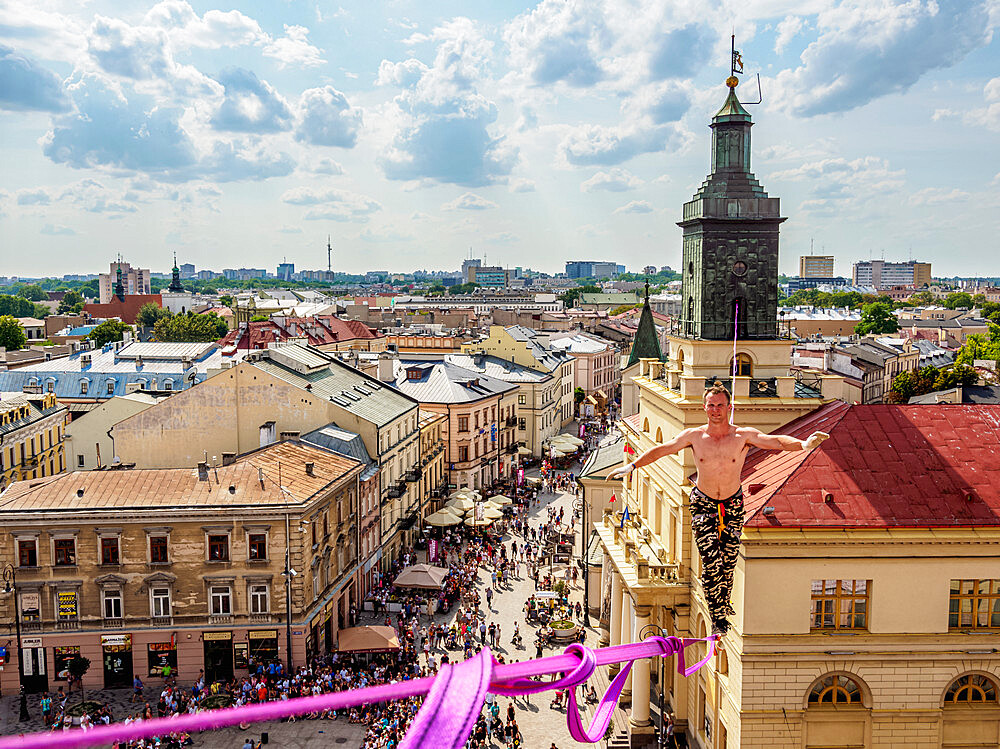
[731,260,747,277]
[731,353,752,377]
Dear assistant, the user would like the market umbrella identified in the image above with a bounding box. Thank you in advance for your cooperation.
[486,494,513,505]
[393,563,449,589]
[549,448,568,458]
[464,516,494,527]
[559,435,584,446]
[337,626,400,653]
[551,439,578,452]
[425,510,463,526]
[517,446,533,456]
[481,507,503,520]
[445,497,475,512]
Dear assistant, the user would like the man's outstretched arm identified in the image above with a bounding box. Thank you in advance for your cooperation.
[743,428,829,452]
[606,429,693,480]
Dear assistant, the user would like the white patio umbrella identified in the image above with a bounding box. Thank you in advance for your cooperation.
[425,510,462,526]
[464,516,494,528]
[445,497,475,512]
[487,494,513,505]
[559,435,585,446]
[552,441,578,453]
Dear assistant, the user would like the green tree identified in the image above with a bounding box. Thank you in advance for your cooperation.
[907,290,935,306]
[609,303,641,316]
[934,364,979,390]
[972,294,987,307]
[153,311,228,342]
[57,291,85,314]
[558,284,600,308]
[250,314,270,322]
[0,315,27,351]
[88,319,131,346]
[957,322,1000,366]
[855,302,900,335]
[426,283,446,296]
[0,295,38,317]
[67,655,91,705]
[17,284,46,301]
[219,295,235,308]
[980,302,1000,325]
[135,302,172,328]
[79,280,100,299]
[943,292,974,309]
[574,387,585,404]
[447,282,480,295]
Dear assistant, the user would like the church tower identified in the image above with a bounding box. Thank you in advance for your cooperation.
[679,76,784,341]
[168,252,185,293]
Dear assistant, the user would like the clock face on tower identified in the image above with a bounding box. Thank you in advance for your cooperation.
[732,261,748,277]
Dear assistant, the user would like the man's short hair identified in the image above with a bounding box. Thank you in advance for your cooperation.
[703,382,732,404]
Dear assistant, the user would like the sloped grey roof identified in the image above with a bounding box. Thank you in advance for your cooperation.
[579,441,625,479]
[392,360,518,404]
[302,423,379,480]
[502,325,571,373]
[445,354,551,384]
[250,354,418,427]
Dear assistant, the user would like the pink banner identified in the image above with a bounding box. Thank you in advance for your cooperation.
[428,539,438,562]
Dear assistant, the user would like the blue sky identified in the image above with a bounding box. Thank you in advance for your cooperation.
[1,0,997,278]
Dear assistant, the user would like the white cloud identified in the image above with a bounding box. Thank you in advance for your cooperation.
[504,0,608,88]
[16,188,52,206]
[508,178,536,193]
[58,178,139,214]
[295,86,362,147]
[359,227,415,242]
[379,18,517,186]
[442,192,498,211]
[774,15,804,55]
[145,2,266,49]
[559,120,685,166]
[485,231,519,243]
[310,159,344,175]
[911,187,970,205]
[210,68,292,133]
[41,223,75,236]
[0,45,70,112]
[949,76,1000,131]
[770,156,906,215]
[282,187,381,222]
[614,199,653,214]
[277,226,303,234]
[772,1,994,116]
[377,58,427,87]
[263,24,325,68]
[581,168,643,192]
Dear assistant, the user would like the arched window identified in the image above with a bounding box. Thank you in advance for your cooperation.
[731,353,752,377]
[717,646,729,676]
[642,418,649,432]
[655,427,663,442]
[808,675,865,706]
[945,674,998,704]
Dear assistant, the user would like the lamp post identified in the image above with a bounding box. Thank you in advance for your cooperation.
[281,512,297,678]
[639,623,667,749]
[3,564,31,722]
[572,492,590,627]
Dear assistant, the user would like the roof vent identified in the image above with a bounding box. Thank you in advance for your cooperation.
[822,489,834,503]
[965,491,976,502]
[305,462,315,476]
[761,506,775,516]
[77,488,84,497]
[228,485,236,494]
[197,461,208,480]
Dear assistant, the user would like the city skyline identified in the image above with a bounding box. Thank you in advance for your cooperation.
[1,0,997,278]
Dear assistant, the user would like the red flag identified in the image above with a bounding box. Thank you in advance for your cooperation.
[624,443,635,455]
[609,493,616,503]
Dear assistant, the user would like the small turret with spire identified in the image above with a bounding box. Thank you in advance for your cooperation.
[168,251,185,293]
[114,263,126,302]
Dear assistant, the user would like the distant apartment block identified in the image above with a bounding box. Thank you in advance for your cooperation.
[461,259,482,284]
[565,261,618,279]
[179,263,195,279]
[99,260,150,304]
[852,260,932,289]
[799,255,835,278]
[223,268,268,280]
[471,266,509,288]
[277,263,295,281]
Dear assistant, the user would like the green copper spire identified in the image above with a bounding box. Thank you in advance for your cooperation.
[627,282,662,366]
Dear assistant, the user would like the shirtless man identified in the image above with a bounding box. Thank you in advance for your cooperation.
[607,383,828,635]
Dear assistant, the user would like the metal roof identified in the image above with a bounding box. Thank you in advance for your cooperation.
[302,423,379,481]
[392,360,518,404]
[579,441,626,479]
[548,334,609,354]
[250,352,417,428]
[445,354,551,383]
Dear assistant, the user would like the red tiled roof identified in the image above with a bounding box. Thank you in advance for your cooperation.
[217,316,381,350]
[85,295,163,324]
[742,403,1000,529]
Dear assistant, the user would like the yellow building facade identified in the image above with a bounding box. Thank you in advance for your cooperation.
[0,391,67,489]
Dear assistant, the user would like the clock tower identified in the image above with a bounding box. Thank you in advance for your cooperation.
[678,77,784,341]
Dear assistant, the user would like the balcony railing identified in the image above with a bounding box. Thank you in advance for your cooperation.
[505,416,518,427]
[55,620,80,630]
[249,614,273,624]
[102,617,125,629]
[209,614,233,625]
[387,485,406,499]
[404,467,422,482]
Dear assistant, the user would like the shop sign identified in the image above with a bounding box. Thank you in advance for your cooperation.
[292,631,304,636]
[21,637,43,649]
[57,591,77,618]
[20,592,40,620]
[248,630,278,641]
[203,631,232,641]
[54,646,80,681]
[233,643,248,670]
[101,634,132,647]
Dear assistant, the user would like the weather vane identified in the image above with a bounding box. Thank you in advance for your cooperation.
[727,33,762,104]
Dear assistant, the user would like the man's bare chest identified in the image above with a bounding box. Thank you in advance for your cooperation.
[691,434,747,465]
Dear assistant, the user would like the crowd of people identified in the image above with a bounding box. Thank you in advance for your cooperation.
[26,425,612,749]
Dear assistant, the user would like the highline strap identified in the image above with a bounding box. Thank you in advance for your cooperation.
[0,635,717,749]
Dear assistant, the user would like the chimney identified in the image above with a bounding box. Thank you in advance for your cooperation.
[305,462,315,476]
[221,452,236,466]
[377,351,395,382]
[197,461,209,480]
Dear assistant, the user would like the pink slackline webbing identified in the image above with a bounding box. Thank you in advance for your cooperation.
[0,635,717,749]
[729,300,739,424]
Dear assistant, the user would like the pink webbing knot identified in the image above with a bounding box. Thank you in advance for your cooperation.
[490,642,597,696]
[644,634,718,677]
[400,648,493,749]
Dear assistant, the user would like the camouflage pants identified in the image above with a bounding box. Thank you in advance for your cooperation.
[691,486,744,632]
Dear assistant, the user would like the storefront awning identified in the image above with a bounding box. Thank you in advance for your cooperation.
[337,625,400,652]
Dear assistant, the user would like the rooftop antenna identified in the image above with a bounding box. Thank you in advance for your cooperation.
[327,236,333,272]
[729,33,762,105]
